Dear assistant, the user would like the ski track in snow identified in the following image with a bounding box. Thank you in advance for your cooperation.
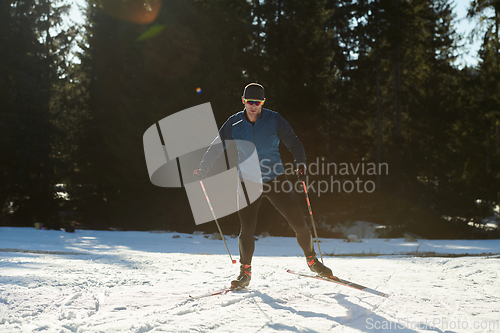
[0,228,499,332]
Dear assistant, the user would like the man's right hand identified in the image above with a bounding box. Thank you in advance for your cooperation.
[193,168,208,181]
[295,164,306,180]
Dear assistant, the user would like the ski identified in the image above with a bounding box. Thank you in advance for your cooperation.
[287,269,391,298]
[189,286,244,300]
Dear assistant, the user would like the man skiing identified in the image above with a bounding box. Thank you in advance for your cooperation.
[193,83,334,288]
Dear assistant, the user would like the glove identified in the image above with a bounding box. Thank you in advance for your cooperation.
[295,164,306,180]
[193,168,208,181]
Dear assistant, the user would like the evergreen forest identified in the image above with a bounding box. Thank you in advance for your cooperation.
[1,0,500,239]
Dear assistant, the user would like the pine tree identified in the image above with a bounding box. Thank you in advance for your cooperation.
[0,0,71,226]
[245,0,336,158]
[464,0,500,213]
[75,0,253,231]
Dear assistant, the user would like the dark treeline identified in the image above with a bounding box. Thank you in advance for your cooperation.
[1,0,499,239]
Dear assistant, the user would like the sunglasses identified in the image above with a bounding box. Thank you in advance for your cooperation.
[244,99,264,106]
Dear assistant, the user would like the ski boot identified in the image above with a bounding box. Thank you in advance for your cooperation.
[231,264,251,288]
[306,255,339,281]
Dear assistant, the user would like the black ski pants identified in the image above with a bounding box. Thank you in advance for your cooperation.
[238,175,315,265]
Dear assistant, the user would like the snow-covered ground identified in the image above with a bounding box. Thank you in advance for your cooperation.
[1,227,499,332]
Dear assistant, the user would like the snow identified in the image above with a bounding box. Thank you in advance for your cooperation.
[1,227,499,332]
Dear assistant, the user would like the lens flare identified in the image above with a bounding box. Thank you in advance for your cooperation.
[136,24,166,41]
[102,0,162,24]
[196,87,202,94]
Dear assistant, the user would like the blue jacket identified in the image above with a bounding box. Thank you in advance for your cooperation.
[200,108,306,183]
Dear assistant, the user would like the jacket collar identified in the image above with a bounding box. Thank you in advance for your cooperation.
[243,108,264,124]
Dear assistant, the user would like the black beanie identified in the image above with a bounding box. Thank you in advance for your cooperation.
[243,83,265,100]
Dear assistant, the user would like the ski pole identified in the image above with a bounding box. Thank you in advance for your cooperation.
[301,180,324,263]
[199,180,237,264]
